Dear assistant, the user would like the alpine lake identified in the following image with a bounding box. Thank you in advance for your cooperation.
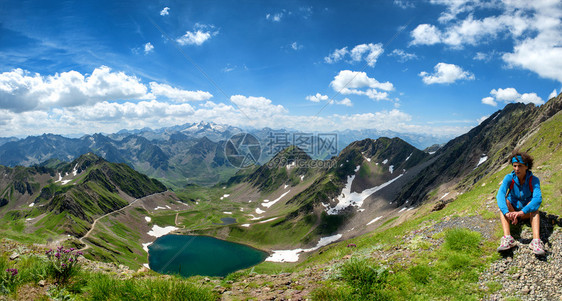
[147,234,269,278]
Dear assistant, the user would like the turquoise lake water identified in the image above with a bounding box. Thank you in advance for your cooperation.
[148,235,268,277]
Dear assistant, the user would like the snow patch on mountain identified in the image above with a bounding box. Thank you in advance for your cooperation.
[325,167,404,215]
[262,190,291,208]
[265,234,342,262]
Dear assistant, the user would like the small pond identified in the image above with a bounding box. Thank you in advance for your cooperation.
[148,235,268,277]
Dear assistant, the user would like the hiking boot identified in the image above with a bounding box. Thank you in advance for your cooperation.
[530,239,545,256]
[497,235,516,251]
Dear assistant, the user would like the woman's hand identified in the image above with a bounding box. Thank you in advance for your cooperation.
[506,211,524,225]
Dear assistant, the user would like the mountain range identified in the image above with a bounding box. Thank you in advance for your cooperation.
[0,121,449,188]
[0,92,560,283]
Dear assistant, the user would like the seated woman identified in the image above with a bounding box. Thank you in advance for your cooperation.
[496,151,545,255]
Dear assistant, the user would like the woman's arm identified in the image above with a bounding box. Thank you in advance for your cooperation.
[496,175,511,215]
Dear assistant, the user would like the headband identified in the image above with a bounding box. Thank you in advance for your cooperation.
[511,155,527,166]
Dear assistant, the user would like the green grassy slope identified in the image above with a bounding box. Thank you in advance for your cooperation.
[281,110,562,300]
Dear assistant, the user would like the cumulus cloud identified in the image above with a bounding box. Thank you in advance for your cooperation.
[324,47,348,64]
[230,95,288,118]
[411,1,562,83]
[482,87,545,106]
[149,82,213,102]
[419,62,475,84]
[176,24,218,46]
[548,89,558,99]
[0,66,148,113]
[481,96,497,106]
[502,28,562,83]
[330,70,393,101]
[144,42,154,54]
[160,7,170,16]
[325,43,384,67]
[306,93,329,102]
[389,49,418,62]
[410,24,442,45]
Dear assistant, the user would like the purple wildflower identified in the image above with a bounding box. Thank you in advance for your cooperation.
[77,251,83,256]
[70,248,75,251]
[6,268,18,277]
[55,252,61,258]
[69,258,74,262]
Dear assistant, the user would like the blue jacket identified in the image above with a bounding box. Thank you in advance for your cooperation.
[496,171,542,215]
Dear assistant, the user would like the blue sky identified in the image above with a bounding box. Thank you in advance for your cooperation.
[0,0,560,139]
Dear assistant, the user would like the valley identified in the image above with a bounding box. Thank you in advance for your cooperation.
[0,94,561,299]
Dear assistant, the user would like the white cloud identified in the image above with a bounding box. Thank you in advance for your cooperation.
[410,24,442,45]
[324,43,384,67]
[149,82,212,102]
[394,0,415,9]
[481,96,497,106]
[336,98,353,107]
[389,49,418,62]
[230,95,288,118]
[160,7,170,16]
[473,51,492,61]
[176,24,218,46]
[412,1,562,83]
[519,93,544,105]
[491,87,520,102]
[222,64,236,72]
[502,28,562,83]
[0,66,148,113]
[484,87,545,106]
[334,110,412,130]
[351,43,384,67]
[0,100,197,137]
[548,89,558,99]
[291,42,303,50]
[306,93,329,102]
[306,93,352,106]
[0,96,468,138]
[266,12,284,22]
[324,47,348,64]
[144,42,154,54]
[419,62,475,84]
[429,0,491,23]
[330,70,394,100]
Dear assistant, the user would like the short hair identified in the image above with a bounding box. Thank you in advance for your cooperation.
[511,150,534,170]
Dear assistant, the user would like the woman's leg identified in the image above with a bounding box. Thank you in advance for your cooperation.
[500,201,515,236]
[499,212,511,236]
[529,211,540,240]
